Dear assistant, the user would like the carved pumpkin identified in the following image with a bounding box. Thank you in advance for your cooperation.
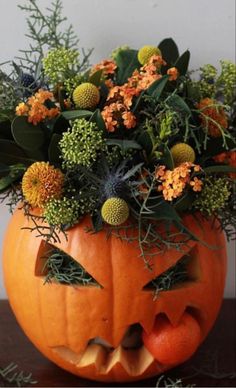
[3,207,226,382]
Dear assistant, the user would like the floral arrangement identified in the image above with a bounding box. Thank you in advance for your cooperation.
[0,0,236,268]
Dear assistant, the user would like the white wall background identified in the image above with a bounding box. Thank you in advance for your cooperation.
[0,0,235,298]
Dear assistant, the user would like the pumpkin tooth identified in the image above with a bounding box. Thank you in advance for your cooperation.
[52,346,83,365]
[102,345,156,376]
[76,344,107,369]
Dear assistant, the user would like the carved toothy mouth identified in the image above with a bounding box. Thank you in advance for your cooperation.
[52,308,202,376]
[52,323,158,376]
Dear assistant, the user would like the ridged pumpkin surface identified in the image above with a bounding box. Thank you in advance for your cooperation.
[3,207,227,382]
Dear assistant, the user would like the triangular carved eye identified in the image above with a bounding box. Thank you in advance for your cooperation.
[35,241,102,287]
[143,249,197,293]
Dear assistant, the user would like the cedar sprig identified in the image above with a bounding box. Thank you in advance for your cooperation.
[0,363,37,387]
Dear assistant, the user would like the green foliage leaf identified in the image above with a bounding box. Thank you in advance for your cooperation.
[123,163,143,180]
[48,134,62,165]
[106,139,142,151]
[204,165,236,173]
[61,110,92,121]
[161,145,174,170]
[116,49,140,85]
[89,109,106,132]
[147,199,182,222]
[158,38,179,65]
[52,114,70,135]
[132,90,145,113]
[137,130,153,155]
[146,75,169,99]
[175,50,190,75]
[174,191,195,212]
[200,137,236,160]
[0,120,13,140]
[168,94,192,116]
[0,164,25,192]
[187,81,201,101]
[89,69,103,86]
[11,116,45,151]
[0,139,34,165]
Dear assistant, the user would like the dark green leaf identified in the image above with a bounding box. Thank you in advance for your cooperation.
[204,165,236,173]
[175,50,190,75]
[0,164,26,191]
[174,191,195,212]
[200,137,236,160]
[137,130,153,155]
[161,145,174,169]
[187,82,201,101]
[0,120,13,140]
[106,139,142,151]
[89,69,103,87]
[123,163,143,180]
[0,139,34,165]
[146,75,169,99]
[61,110,92,120]
[158,38,179,65]
[132,90,145,113]
[48,134,62,165]
[52,114,70,135]
[168,94,192,116]
[116,49,140,85]
[0,163,10,175]
[89,109,106,132]
[11,116,45,151]
[147,200,182,222]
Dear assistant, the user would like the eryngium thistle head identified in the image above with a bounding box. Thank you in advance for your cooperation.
[60,118,106,168]
[103,175,128,199]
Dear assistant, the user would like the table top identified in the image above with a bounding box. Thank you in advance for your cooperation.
[0,299,235,387]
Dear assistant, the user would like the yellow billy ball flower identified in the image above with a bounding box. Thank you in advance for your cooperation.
[22,162,64,208]
[101,197,129,226]
[138,45,162,65]
[170,143,196,167]
[73,82,100,109]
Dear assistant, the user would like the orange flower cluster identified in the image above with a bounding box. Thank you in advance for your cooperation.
[16,89,60,125]
[167,67,179,81]
[22,161,64,208]
[214,151,236,179]
[155,162,202,201]
[197,98,228,137]
[91,59,117,76]
[101,55,177,132]
[101,102,136,132]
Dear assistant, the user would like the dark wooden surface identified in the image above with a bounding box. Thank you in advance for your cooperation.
[0,299,235,387]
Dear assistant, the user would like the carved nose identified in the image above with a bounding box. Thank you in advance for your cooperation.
[142,311,201,365]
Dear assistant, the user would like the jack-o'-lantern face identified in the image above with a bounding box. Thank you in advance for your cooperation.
[3,208,227,382]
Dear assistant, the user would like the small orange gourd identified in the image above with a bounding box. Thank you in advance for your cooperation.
[3,207,226,382]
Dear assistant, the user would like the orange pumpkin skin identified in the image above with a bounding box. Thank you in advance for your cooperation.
[3,207,227,382]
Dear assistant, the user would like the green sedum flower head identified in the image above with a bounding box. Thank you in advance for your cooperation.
[217,60,236,105]
[60,118,106,167]
[199,64,217,98]
[194,177,231,216]
[111,45,130,60]
[44,197,80,226]
[43,48,79,84]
